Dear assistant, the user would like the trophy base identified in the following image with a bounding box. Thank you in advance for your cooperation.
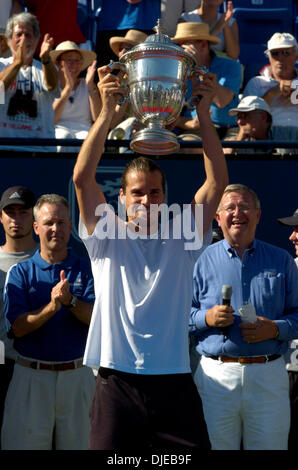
[130,128,180,155]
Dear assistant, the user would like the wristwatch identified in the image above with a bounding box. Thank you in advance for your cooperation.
[67,294,78,308]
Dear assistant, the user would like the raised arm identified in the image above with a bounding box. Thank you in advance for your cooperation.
[191,73,229,234]
[53,62,75,124]
[73,66,126,235]
[211,1,240,60]
[0,35,26,89]
[39,34,58,91]
[86,60,102,121]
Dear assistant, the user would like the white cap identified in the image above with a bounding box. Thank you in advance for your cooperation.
[265,32,298,54]
[229,96,272,116]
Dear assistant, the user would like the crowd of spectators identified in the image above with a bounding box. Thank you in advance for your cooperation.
[0,0,297,155]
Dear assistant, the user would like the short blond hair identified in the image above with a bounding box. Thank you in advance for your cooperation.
[217,184,261,211]
[33,194,69,221]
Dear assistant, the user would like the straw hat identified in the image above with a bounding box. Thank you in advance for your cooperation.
[109,29,147,56]
[50,41,96,70]
[172,22,221,45]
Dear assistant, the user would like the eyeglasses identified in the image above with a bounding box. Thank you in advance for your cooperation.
[270,49,292,57]
[63,59,82,65]
[221,204,256,214]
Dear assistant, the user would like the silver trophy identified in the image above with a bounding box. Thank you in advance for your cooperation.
[109,20,207,155]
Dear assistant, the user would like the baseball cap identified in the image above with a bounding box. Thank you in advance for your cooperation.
[278,209,298,227]
[0,186,36,211]
[229,96,271,116]
[265,33,298,54]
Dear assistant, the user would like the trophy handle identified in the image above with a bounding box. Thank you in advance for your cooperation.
[106,61,129,105]
[189,65,208,79]
[106,60,127,75]
[187,66,209,106]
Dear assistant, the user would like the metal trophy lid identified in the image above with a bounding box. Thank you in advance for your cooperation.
[120,19,197,66]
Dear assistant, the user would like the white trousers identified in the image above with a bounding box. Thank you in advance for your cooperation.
[1,363,95,450]
[55,126,89,153]
[194,356,290,450]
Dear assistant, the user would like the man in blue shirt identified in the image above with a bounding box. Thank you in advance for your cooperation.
[96,0,161,66]
[1,194,95,450]
[172,22,242,138]
[191,184,298,450]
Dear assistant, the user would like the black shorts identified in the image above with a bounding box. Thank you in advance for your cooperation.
[89,367,210,450]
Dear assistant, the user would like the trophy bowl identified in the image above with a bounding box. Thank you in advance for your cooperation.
[110,21,207,155]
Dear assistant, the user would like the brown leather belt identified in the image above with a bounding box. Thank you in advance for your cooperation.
[210,354,281,364]
[17,357,83,371]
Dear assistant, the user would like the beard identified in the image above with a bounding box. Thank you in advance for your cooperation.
[7,227,32,240]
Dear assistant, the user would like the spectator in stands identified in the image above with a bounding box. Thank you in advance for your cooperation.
[179,0,240,60]
[242,33,298,129]
[24,0,86,55]
[172,22,242,138]
[50,41,100,151]
[95,0,161,67]
[0,1,22,34]
[0,12,58,152]
[109,28,147,60]
[0,1,22,58]
[0,32,10,59]
[1,194,95,450]
[0,186,38,449]
[160,0,200,37]
[224,95,298,155]
[224,96,272,153]
[107,29,147,140]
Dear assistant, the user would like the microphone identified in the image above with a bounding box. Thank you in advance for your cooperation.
[222,285,232,306]
[221,285,232,336]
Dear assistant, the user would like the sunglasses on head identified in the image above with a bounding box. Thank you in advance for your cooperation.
[270,49,292,57]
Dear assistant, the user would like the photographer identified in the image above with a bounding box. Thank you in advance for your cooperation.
[0,12,58,151]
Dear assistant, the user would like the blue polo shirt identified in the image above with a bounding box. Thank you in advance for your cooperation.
[191,238,298,357]
[4,249,95,362]
[185,54,242,127]
[98,0,161,30]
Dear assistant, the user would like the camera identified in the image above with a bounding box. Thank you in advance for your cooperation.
[7,89,37,118]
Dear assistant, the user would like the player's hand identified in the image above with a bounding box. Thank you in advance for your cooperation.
[97,65,127,112]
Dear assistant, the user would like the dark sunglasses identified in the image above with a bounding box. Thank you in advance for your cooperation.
[270,49,292,57]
